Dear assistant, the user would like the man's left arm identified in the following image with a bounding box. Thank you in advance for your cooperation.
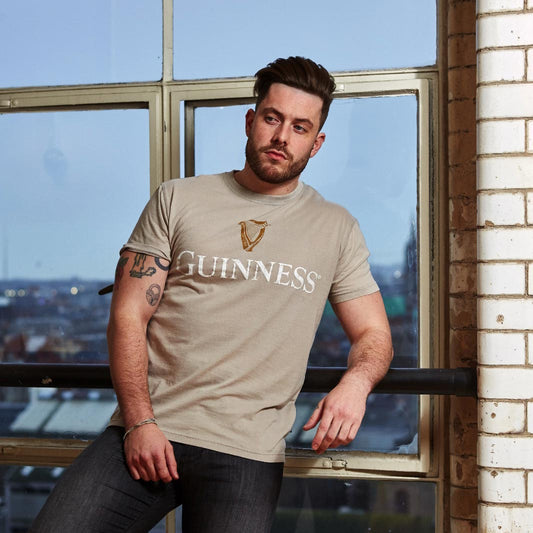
[303,291,393,454]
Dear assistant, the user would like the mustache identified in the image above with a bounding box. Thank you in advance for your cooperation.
[261,144,291,158]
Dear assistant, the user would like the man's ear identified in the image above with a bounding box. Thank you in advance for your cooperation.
[245,109,255,137]
[310,132,326,158]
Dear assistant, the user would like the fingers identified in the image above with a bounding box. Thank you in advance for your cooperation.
[303,400,323,431]
[312,417,340,454]
[165,441,179,480]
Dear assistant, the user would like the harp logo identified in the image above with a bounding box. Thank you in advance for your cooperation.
[239,219,269,252]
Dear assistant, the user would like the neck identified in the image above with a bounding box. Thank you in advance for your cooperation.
[233,164,300,196]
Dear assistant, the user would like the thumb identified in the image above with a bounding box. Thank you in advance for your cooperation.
[303,402,323,431]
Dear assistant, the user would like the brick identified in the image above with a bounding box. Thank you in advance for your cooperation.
[450,486,478,520]
[478,228,533,260]
[479,263,525,295]
[478,120,526,155]
[478,13,533,49]
[528,194,533,225]
[478,85,533,119]
[450,396,478,456]
[528,49,533,81]
[478,49,525,83]
[530,333,533,363]
[450,518,477,533]
[529,264,533,294]
[449,34,477,68]
[479,367,533,399]
[479,297,533,330]
[450,329,477,367]
[450,196,477,230]
[478,0,524,13]
[448,68,477,101]
[451,454,478,488]
[451,230,477,261]
[528,121,533,152]
[478,156,533,190]
[479,469,526,503]
[479,400,526,433]
[528,471,533,503]
[479,331,526,365]
[450,263,477,293]
[478,192,525,227]
[528,402,533,432]
[450,130,477,164]
[449,162,476,197]
[448,1,476,34]
[448,99,476,133]
[479,504,533,532]
[450,296,477,329]
[479,435,533,468]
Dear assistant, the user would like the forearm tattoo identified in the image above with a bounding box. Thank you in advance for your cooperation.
[146,284,162,306]
[129,253,156,279]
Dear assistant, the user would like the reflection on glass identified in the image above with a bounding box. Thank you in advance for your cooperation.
[174,0,436,79]
[0,464,165,532]
[0,110,148,436]
[193,96,420,453]
[274,478,435,533]
[1,1,162,88]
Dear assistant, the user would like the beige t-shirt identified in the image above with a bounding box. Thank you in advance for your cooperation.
[109,172,378,462]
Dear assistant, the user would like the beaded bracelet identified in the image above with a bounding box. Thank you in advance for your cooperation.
[123,417,157,441]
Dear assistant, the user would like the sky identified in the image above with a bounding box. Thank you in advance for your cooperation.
[0,1,435,281]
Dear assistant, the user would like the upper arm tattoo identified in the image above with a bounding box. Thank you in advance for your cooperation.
[129,253,157,279]
[115,256,129,289]
[155,256,170,271]
[146,284,162,306]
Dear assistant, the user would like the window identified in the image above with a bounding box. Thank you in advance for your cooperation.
[0,1,441,531]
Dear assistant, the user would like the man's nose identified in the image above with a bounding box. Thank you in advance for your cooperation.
[271,123,289,145]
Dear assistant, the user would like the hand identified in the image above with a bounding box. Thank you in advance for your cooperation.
[123,423,179,483]
[302,379,369,454]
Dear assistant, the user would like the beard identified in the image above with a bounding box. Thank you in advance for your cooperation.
[245,137,312,185]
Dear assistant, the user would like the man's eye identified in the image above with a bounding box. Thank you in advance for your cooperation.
[265,116,277,123]
[294,125,306,133]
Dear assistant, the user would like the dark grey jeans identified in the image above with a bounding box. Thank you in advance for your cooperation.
[29,426,284,533]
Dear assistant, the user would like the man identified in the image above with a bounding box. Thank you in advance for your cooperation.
[31,56,392,532]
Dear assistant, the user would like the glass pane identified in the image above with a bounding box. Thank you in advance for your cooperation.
[0,1,162,88]
[193,95,419,453]
[0,109,149,365]
[0,465,166,531]
[174,0,436,79]
[274,478,436,533]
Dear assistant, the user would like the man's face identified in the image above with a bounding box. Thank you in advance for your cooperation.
[244,83,325,185]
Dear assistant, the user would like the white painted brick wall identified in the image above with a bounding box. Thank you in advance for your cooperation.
[477,0,525,13]
[479,436,533,468]
[480,228,533,260]
[529,264,533,295]
[529,472,533,504]
[479,504,533,532]
[528,49,533,81]
[479,263,525,295]
[528,402,533,432]
[528,121,533,153]
[480,400,526,433]
[478,228,533,260]
[478,49,525,82]
[479,332,526,365]
[478,192,525,226]
[478,13,533,49]
[479,298,533,330]
[528,194,533,225]
[478,157,533,189]
[478,120,525,154]
[479,469,526,503]
[478,85,533,119]
[479,367,533,399]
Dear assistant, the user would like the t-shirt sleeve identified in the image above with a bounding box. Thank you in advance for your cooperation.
[328,217,379,304]
[120,184,172,261]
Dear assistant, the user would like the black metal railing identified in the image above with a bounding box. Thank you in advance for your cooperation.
[0,364,477,397]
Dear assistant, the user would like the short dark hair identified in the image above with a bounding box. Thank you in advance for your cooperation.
[254,56,336,130]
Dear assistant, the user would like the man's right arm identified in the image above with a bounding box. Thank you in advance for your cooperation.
[107,250,178,483]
